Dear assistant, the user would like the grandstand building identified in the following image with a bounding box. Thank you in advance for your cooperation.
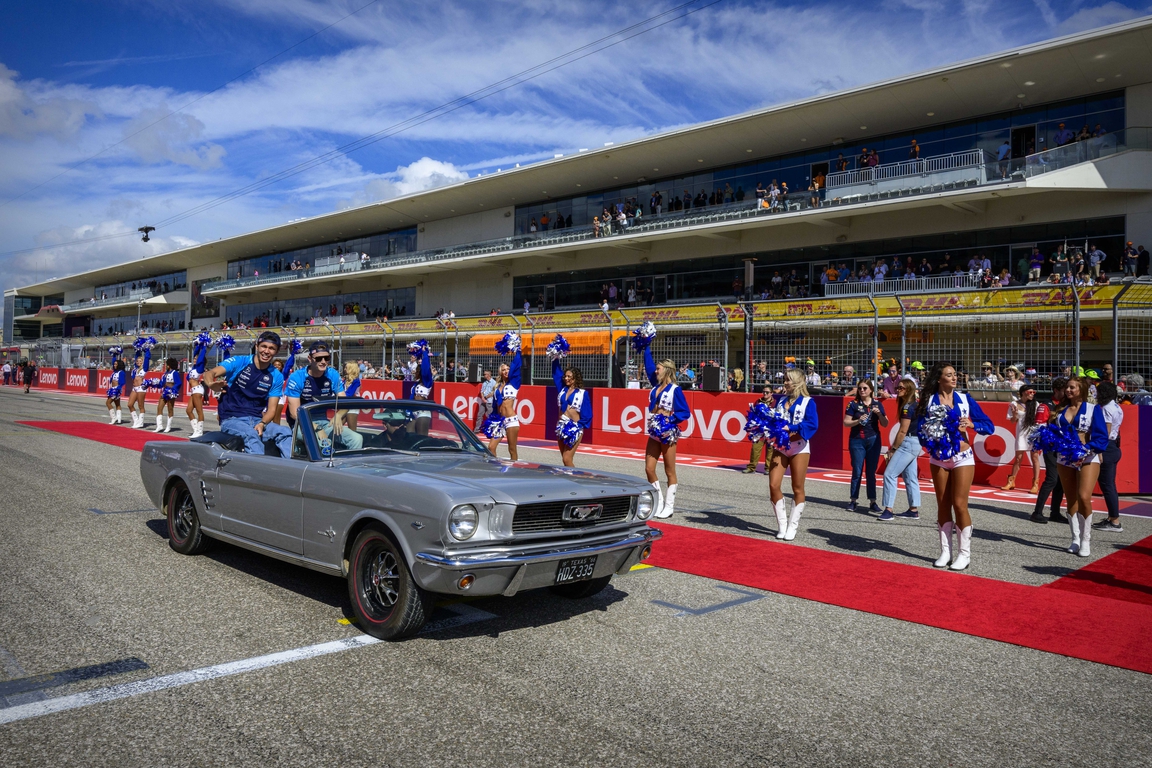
[5,18,1152,386]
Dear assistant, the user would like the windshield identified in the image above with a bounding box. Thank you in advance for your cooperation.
[301,400,488,457]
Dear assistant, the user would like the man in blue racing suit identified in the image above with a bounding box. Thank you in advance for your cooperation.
[202,330,293,456]
[285,341,363,452]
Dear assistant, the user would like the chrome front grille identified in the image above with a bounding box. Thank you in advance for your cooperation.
[511,496,633,534]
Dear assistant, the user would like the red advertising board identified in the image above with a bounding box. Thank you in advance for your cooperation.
[64,369,89,393]
[38,368,60,388]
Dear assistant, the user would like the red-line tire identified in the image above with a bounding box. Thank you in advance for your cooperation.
[347,526,430,640]
[167,481,211,555]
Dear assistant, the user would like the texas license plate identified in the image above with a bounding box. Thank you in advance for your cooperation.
[554,556,598,585]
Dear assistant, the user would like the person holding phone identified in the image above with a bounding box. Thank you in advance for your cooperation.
[844,379,889,513]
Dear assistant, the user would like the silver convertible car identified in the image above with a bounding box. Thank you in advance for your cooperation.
[140,399,661,639]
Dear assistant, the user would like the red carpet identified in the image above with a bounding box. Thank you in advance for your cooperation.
[18,421,185,451]
[1044,536,1152,607]
[647,522,1152,674]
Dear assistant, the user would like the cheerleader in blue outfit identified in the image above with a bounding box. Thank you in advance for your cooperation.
[549,335,592,467]
[485,333,523,460]
[105,358,127,424]
[769,369,820,540]
[185,332,211,438]
[409,340,434,436]
[126,339,153,428]
[637,324,690,519]
[152,357,183,433]
[1054,376,1110,558]
[916,362,994,570]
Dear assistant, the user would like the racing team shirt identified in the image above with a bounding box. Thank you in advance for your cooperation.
[216,355,285,421]
[286,366,345,404]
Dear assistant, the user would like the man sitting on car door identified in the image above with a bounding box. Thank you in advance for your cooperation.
[203,330,294,456]
[285,341,362,453]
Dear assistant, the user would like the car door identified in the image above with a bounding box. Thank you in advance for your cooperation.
[217,450,307,554]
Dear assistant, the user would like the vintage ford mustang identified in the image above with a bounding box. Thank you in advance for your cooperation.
[140,399,660,639]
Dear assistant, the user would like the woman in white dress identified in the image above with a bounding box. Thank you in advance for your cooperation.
[1001,383,1047,492]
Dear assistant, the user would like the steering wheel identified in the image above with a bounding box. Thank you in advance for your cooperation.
[405,437,434,451]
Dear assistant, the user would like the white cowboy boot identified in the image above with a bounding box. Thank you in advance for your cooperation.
[1078,513,1092,557]
[659,484,678,518]
[784,502,804,541]
[650,481,669,519]
[108,408,116,424]
[1067,513,1082,554]
[934,522,954,568]
[950,525,972,570]
[154,415,164,432]
[773,499,788,540]
[163,415,173,433]
[115,409,123,424]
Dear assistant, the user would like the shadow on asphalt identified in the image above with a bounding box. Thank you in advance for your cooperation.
[145,518,631,638]
[806,527,936,564]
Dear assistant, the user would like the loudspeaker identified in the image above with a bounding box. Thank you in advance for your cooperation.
[467,362,482,383]
[701,366,724,392]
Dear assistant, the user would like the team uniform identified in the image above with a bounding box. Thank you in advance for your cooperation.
[286,366,362,451]
[553,358,592,446]
[186,340,210,438]
[128,349,152,428]
[216,355,293,456]
[922,392,994,469]
[1054,401,1110,557]
[769,392,820,540]
[410,346,433,420]
[106,369,127,424]
[484,349,522,439]
[643,347,691,519]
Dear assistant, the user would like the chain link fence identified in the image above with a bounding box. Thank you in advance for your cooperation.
[1116,282,1152,391]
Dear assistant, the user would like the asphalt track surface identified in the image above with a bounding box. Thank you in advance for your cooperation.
[0,387,1149,767]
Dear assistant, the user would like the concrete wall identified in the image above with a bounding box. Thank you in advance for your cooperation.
[187,261,228,327]
[418,264,512,316]
[417,207,514,250]
[1126,82,1152,128]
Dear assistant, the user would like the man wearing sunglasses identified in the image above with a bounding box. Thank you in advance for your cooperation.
[285,341,362,451]
[203,330,294,456]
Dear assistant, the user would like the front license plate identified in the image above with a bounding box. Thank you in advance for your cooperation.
[554,556,598,585]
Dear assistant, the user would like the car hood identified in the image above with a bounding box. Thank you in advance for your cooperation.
[329,453,647,504]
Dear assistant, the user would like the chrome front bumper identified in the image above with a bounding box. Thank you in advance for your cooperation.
[413,527,662,597]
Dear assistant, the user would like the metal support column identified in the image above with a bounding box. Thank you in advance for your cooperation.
[1071,284,1081,371]
[742,301,753,391]
[895,295,907,374]
[1111,280,1136,377]
[524,314,537,386]
[866,295,879,376]
[375,319,394,375]
[715,302,731,390]
[617,309,631,388]
[602,306,614,387]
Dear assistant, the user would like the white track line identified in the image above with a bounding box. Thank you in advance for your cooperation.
[0,635,379,726]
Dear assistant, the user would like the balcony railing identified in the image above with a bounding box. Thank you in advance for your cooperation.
[823,272,982,297]
[201,130,1151,296]
[61,288,156,312]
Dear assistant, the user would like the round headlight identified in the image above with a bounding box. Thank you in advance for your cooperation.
[448,505,479,540]
[636,491,654,520]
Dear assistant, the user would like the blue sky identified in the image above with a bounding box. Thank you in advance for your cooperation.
[1,0,1148,302]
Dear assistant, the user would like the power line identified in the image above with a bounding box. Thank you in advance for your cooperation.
[0,0,384,211]
[1,0,724,259]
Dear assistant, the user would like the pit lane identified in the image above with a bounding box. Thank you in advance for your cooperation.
[0,387,1149,767]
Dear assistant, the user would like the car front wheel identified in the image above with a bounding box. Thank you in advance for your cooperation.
[348,527,431,640]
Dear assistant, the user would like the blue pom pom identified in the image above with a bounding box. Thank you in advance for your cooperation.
[546,334,570,361]
[133,336,156,351]
[106,387,120,399]
[646,412,680,444]
[632,321,656,352]
[556,419,583,448]
[1034,424,1090,466]
[745,402,773,442]
[495,332,521,355]
[161,386,179,401]
[1028,424,1059,454]
[917,404,963,461]
[482,413,506,439]
[407,339,429,356]
[215,334,235,357]
[195,331,212,348]
[289,338,303,355]
[108,345,123,357]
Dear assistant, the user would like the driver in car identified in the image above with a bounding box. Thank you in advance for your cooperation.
[203,330,294,456]
[285,341,363,452]
[367,409,419,449]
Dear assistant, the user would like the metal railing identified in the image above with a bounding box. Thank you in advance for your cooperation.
[824,272,983,297]
[60,288,156,312]
[827,149,991,188]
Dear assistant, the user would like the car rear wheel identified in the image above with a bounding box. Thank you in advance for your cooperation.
[550,574,612,599]
[167,481,211,555]
[348,527,431,640]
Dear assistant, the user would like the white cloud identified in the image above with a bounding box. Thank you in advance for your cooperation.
[0,64,99,141]
[122,104,226,169]
[1055,2,1146,35]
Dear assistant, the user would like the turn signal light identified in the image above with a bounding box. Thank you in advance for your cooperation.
[640,545,652,561]
[458,574,475,590]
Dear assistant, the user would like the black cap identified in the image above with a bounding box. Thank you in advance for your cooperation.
[1018,383,1037,394]
[256,331,282,350]
[308,341,330,354]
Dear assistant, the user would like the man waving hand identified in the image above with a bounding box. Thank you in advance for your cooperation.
[203,331,293,456]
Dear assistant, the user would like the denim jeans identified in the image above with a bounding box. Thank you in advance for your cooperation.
[882,435,921,510]
[221,415,293,457]
[1098,440,1121,517]
[849,434,881,501]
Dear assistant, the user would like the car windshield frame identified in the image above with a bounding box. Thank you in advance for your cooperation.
[296,398,490,461]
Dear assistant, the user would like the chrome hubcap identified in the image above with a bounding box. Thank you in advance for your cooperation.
[172,493,195,539]
[363,549,399,614]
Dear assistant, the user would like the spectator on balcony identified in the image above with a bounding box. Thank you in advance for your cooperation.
[1138,244,1149,276]
[1076,125,1092,142]
[904,266,917,280]
[997,140,1011,178]
[873,259,888,282]
[867,150,879,168]
[768,182,781,211]
[858,148,870,169]
[824,265,839,284]
[529,218,537,233]
[755,183,765,205]
[771,271,783,296]
[909,139,921,160]
[917,257,933,277]
[780,182,790,208]
[1123,241,1139,277]
[651,190,662,215]
[837,263,851,282]
[540,212,550,230]
[980,254,992,273]
[788,269,803,297]
[1054,123,1074,146]
[998,268,1011,286]
[836,153,848,172]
